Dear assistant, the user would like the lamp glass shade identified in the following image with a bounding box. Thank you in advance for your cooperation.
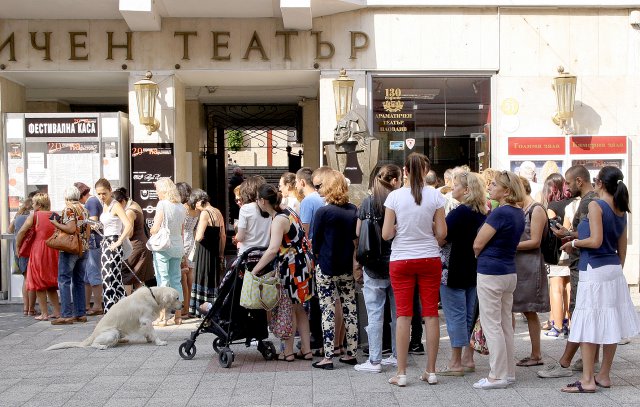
[554,73,577,121]
[333,70,355,121]
[134,78,159,126]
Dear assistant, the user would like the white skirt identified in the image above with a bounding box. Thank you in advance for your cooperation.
[569,264,640,344]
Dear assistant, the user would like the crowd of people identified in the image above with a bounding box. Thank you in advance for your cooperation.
[8,155,640,393]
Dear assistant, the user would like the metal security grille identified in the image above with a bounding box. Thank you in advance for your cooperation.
[203,104,301,223]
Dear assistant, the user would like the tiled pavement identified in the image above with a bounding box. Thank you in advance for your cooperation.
[0,291,639,407]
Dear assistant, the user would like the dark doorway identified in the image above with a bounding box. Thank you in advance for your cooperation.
[203,104,302,227]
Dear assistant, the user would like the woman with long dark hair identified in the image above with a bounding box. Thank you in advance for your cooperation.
[354,164,402,374]
[382,153,447,387]
[95,178,133,313]
[541,173,574,338]
[560,166,640,393]
[250,184,315,362]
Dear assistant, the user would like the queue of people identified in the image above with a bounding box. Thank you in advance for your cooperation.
[8,158,639,395]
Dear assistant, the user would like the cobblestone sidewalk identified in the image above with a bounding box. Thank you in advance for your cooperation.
[0,291,638,406]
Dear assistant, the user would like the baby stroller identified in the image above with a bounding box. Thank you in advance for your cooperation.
[178,246,278,367]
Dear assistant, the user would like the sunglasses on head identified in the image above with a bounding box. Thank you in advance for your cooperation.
[314,183,322,190]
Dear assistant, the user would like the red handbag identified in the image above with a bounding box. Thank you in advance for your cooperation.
[18,227,35,258]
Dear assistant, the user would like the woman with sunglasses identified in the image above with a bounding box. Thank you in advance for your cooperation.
[472,171,525,389]
[559,167,640,393]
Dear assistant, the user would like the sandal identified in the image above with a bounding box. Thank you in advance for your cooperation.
[419,371,438,385]
[388,375,407,387]
[23,309,29,316]
[516,357,544,367]
[436,366,465,376]
[35,314,49,321]
[278,353,295,362]
[294,351,313,360]
[28,310,36,316]
[561,380,595,393]
[86,309,103,316]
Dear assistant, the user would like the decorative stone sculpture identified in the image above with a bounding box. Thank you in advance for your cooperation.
[324,110,379,205]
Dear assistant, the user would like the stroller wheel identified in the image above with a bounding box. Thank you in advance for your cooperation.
[219,347,234,368]
[261,340,277,361]
[212,337,223,354]
[179,342,197,360]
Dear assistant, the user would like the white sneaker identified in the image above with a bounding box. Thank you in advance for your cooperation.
[537,362,573,378]
[571,359,601,373]
[354,360,382,373]
[473,378,509,389]
[380,355,397,366]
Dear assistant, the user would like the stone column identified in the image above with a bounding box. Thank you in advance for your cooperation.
[0,76,25,298]
[128,72,187,182]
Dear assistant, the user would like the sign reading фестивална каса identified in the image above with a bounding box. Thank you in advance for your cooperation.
[25,117,98,138]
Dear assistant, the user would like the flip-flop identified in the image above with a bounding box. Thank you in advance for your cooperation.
[595,379,611,389]
[561,381,596,393]
[277,353,295,362]
[516,357,544,367]
[436,366,465,376]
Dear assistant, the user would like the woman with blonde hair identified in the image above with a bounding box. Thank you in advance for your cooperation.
[279,172,302,214]
[95,178,133,313]
[383,153,447,386]
[310,170,359,369]
[16,193,61,320]
[472,171,525,389]
[151,177,186,325]
[438,172,487,376]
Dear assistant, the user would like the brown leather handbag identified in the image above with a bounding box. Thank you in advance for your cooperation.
[46,205,84,256]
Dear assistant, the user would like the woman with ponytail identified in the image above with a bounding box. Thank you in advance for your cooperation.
[250,184,315,362]
[382,153,447,387]
[559,166,640,393]
[354,164,402,374]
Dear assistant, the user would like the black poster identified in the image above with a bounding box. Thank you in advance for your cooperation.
[131,143,174,229]
[25,117,98,137]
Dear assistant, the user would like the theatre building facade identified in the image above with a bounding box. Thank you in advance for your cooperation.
[1,1,639,297]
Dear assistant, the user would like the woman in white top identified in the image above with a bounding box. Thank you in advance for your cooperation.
[382,153,447,387]
[177,182,199,318]
[236,176,271,255]
[95,178,133,313]
[279,172,301,214]
[151,178,187,325]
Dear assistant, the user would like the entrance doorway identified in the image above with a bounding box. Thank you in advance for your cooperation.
[371,76,491,179]
[203,104,302,226]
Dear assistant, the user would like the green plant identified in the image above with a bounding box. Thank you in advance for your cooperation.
[227,130,243,151]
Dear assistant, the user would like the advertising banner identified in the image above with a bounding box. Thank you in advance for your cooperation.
[131,143,174,229]
[25,117,98,138]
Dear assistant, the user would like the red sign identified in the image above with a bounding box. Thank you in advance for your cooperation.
[570,136,627,155]
[508,137,565,155]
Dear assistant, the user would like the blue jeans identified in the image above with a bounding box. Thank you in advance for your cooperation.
[83,247,102,286]
[439,284,477,348]
[363,271,397,363]
[153,251,183,301]
[58,251,86,318]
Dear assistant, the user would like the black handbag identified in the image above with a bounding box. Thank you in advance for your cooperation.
[356,199,388,278]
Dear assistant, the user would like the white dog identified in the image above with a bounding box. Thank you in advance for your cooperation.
[47,286,182,350]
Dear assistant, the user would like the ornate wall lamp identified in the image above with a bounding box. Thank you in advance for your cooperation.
[552,66,577,134]
[134,71,160,135]
[333,68,355,121]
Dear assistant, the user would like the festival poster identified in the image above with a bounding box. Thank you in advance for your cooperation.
[130,143,174,229]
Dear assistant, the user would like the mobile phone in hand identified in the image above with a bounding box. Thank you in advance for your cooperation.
[49,213,60,221]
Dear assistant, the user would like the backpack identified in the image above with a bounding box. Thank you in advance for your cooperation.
[356,198,388,278]
[527,203,562,265]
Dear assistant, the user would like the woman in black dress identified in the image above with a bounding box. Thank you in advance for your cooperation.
[188,189,226,317]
